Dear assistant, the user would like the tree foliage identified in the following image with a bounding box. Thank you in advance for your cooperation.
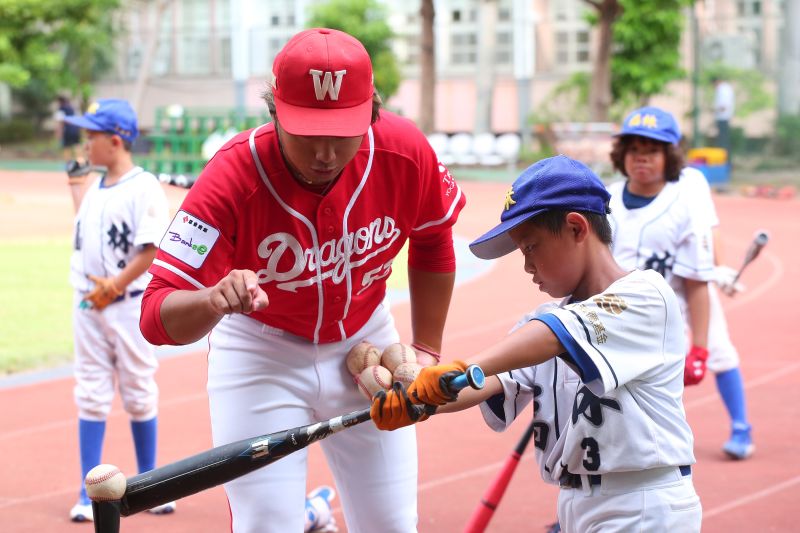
[307,0,401,102]
[610,0,690,108]
[0,0,120,122]
[555,0,689,122]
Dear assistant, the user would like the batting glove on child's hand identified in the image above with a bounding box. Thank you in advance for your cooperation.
[713,265,745,297]
[683,345,710,386]
[84,275,124,311]
[371,382,432,431]
[408,360,468,406]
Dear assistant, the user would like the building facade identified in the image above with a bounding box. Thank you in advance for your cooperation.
[96,0,785,135]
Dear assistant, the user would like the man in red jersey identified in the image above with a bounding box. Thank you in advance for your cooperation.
[140,28,465,533]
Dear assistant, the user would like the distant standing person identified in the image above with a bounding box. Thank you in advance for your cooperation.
[54,95,82,164]
[712,76,735,167]
[63,99,174,523]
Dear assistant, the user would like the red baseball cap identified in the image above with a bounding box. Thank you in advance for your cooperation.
[272,28,374,137]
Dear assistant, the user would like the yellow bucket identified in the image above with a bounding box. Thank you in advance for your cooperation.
[687,147,727,165]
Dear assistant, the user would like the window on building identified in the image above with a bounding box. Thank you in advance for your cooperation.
[737,0,762,16]
[178,0,212,75]
[453,9,461,22]
[554,26,592,70]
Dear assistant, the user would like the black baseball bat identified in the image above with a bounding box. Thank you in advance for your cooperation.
[114,365,485,517]
[731,230,769,286]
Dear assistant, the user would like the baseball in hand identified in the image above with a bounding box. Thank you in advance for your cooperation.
[380,343,417,373]
[85,464,126,501]
[356,365,393,400]
[346,341,382,377]
[392,362,424,387]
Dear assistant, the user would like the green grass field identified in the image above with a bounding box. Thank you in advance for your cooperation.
[0,239,74,375]
[0,239,411,377]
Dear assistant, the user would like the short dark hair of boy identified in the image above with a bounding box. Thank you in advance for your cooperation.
[104,132,133,152]
[530,209,613,245]
[609,135,685,182]
[260,84,383,127]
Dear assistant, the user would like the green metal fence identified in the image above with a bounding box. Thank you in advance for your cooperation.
[135,106,271,175]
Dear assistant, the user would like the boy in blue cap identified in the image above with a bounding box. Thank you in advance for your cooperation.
[608,105,754,460]
[372,155,702,532]
[63,99,174,522]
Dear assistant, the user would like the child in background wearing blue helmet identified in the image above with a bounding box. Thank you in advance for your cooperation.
[63,99,174,522]
[608,106,754,460]
[371,155,702,533]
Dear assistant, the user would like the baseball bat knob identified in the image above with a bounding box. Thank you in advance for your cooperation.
[449,364,486,392]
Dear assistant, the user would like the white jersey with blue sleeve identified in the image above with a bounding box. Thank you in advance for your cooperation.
[479,270,695,480]
[607,179,715,302]
[679,167,719,228]
[70,167,170,293]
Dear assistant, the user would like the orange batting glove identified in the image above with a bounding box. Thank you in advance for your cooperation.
[371,382,432,431]
[84,275,124,311]
[408,360,468,406]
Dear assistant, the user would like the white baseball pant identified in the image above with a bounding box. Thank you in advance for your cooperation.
[558,466,702,532]
[207,301,418,533]
[72,291,159,421]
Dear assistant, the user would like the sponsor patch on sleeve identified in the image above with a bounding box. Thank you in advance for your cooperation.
[159,210,220,268]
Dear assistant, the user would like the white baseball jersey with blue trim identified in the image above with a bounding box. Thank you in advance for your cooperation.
[70,167,170,292]
[480,270,696,481]
[607,179,715,302]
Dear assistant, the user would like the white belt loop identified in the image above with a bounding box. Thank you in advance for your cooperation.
[580,474,592,495]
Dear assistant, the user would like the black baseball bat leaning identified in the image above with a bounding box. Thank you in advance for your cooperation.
[731,230,769,286]
[91,365,486,533]
[462,418,536,533]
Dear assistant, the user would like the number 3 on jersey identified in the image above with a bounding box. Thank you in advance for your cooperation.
[581,437,601,471]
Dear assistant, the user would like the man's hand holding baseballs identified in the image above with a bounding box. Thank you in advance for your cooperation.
[208,269,269,316]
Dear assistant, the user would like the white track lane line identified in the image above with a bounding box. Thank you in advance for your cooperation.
[703,475,800,518]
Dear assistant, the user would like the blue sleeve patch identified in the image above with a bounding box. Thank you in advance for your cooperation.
[534,314,601,383]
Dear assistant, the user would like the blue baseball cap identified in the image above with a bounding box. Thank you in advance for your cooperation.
[469,155,611,260]
[617,106,680,145]
[63,99,139,142]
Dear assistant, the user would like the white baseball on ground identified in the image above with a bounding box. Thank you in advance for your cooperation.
[380,343,417,373]
[85,464,127,502]
[356,365,393,400]
[392,362,424,387]
[346,341,382,376]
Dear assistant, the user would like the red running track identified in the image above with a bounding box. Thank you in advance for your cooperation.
[1,172,798,532]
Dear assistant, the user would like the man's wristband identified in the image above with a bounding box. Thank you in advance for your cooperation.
[411,342,441,363]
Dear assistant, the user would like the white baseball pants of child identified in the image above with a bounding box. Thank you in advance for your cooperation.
[557,466,702,533]
[207,301,418,533]
[705,285,740,373]
[72,291,159,421]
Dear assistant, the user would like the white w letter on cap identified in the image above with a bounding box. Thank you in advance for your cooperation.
[309,69,347,101]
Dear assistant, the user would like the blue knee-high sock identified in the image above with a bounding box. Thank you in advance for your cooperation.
[131,417,158,473]
[715,368,749,429]
[78,419,106,504]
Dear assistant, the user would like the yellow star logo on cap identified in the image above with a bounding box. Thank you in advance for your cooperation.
[504,187,516,211]
[87,102,100,114]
